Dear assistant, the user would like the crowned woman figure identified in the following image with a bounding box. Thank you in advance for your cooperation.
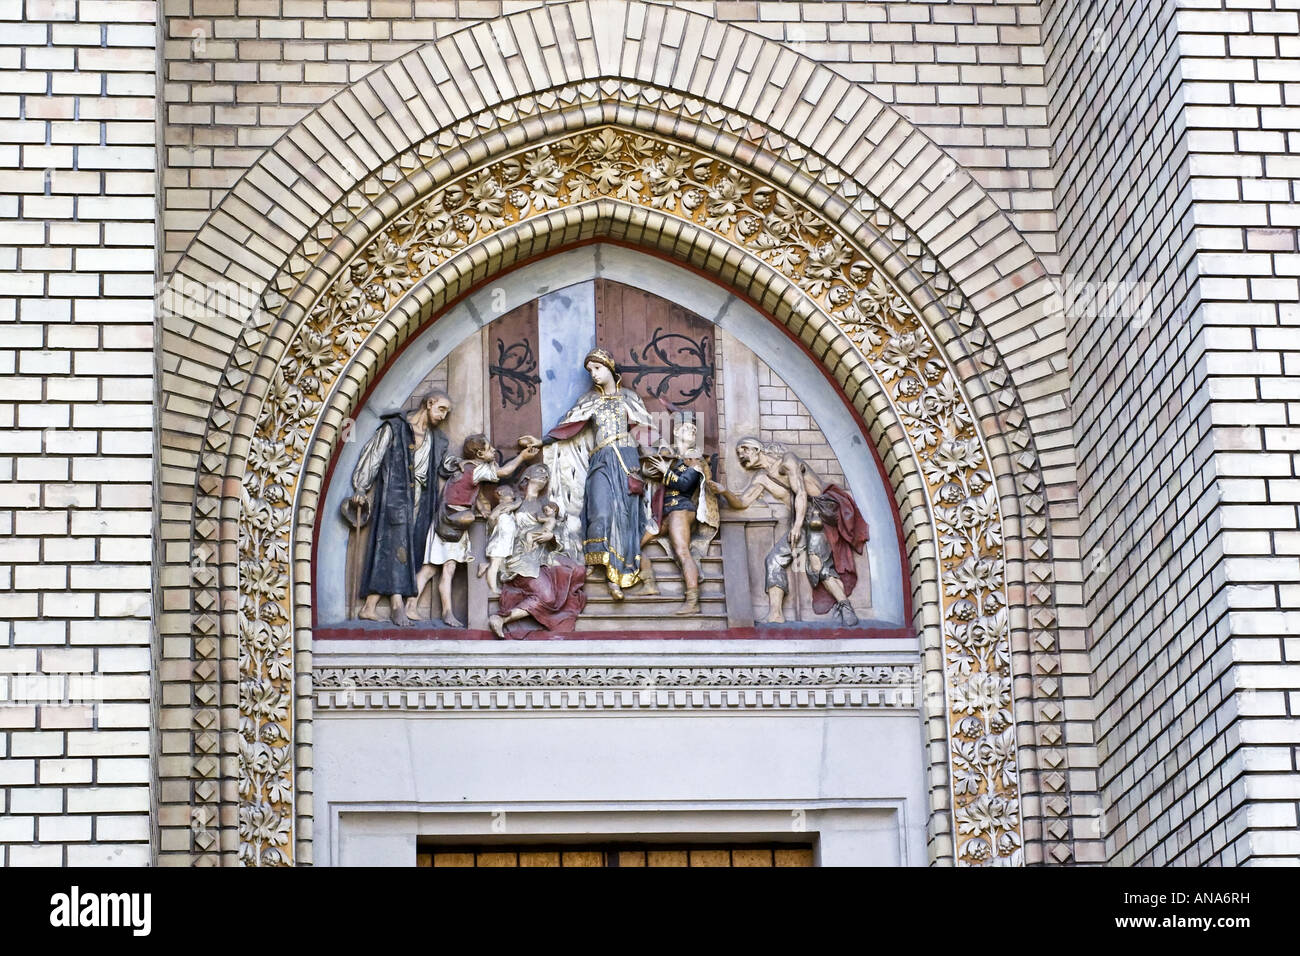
[542,347,656,600]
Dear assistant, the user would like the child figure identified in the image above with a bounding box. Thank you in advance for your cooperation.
[522,500,561,551]
[478,484,522,593]
[412,434,538,626]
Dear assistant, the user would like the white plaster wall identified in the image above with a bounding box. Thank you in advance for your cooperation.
[311,638,926,867]
[316,713,924,866]
[316,245,906,626]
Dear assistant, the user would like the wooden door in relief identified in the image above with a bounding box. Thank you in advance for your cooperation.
[486,300,542,450]
[594,279,718,449]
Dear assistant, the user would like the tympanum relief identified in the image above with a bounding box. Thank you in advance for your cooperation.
[331,280,885,637]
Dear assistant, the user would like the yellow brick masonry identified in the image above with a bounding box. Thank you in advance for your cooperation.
[0,0,1281,870]
[0,0,157,865]
[153,2,1092,866]
[1044,0,1300,865]
[159,0,1059,274]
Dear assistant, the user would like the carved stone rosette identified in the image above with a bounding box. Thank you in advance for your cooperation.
[238,127,1022,866]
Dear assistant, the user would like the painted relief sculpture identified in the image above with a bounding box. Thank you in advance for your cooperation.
[488,464,588,637]
[479,483,521,593]
[708,438,869,626]
[340,353,875,633]
[337,281,881,637]
[414,433,538,627]
[345,391,452,627]
[542,347,655,600]
[642,414,719,615]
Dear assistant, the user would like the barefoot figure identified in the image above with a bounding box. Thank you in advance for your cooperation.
[347,391,452,627]
[708,438,868,626]
[641,416,719,614]
[478,483,522,594]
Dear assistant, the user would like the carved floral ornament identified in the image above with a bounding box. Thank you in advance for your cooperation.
[236,127,1022,866]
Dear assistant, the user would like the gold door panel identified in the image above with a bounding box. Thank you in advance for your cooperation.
[417,844,814,867]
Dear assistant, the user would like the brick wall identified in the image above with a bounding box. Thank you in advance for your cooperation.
[1044,0,1300,865]
[154,0,1087,868]
[1183,1,1300,865]
[756,365,848,488]
[9,0,1287,867]
[159,0,1058,272]
[0,0,157,864]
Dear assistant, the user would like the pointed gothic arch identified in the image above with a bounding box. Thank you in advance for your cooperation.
[158,0,1080,867]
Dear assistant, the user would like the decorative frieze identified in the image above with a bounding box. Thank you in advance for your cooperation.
[314,664,920,712]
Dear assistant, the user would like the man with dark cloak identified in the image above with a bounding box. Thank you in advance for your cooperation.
[346,390,452,626]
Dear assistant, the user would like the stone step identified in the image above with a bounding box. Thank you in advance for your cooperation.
[490,591,725,613]
[582,596,726,614]
[572,614,728,632]
[642,541,723,561]
[581,581,725,601]
[588,557,723,578]
[637,550,723,564]
[484,538,733,630]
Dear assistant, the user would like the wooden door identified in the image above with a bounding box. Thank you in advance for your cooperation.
[486,299,542,450]
[594,279,719,450]
[417,844,814,867]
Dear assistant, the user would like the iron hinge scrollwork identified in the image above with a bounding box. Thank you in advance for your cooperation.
[621,327,714,406]
[489,336,542,410]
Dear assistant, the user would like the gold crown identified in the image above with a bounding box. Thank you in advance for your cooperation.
[584,347,619,376]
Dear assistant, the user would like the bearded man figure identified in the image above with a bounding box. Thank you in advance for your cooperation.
[707,437,868,626]
[346,390,452,627]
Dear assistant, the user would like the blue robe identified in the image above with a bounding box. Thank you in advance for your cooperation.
[544,388,652,589]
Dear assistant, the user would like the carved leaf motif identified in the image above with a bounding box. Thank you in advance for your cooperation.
[956,795,998,836]
[800,237,852,296]
[948,671,1010,715]
[944,556,1004,598]
[951,740,981,796]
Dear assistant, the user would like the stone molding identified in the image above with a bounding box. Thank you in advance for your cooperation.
[314,664,921,713]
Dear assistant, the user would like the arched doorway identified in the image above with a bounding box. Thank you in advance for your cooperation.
[160,2,1081,867]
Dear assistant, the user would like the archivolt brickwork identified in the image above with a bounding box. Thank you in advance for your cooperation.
[158,1,1093,867]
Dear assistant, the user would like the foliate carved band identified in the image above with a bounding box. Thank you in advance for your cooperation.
[239,126,1021,866]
